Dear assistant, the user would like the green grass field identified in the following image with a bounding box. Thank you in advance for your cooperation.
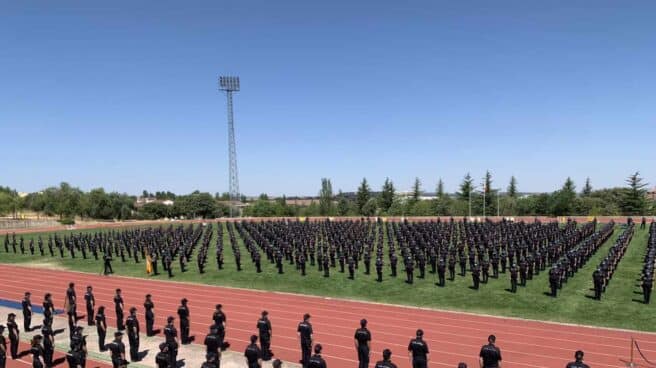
[1,223,654,332]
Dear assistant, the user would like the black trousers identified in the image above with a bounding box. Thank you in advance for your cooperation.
[301,341,311,367]
[128,335,139,361]
[0,354,6,368]
[550,282,557,297]
[9,337,18,359]
[644,285,652,304]
[412,358,427,368]
[104,261,113,275]
[97,329,106,351]
[23,313,31,331]
[146,314,154,336]
[511,278,517,293]
[357,346,369,368]
[87,305,95,325]
[116,309,124,330]
[180,319,190,343]
[260,334,271,360]
[438,272,445,286]
[44,344,53,367]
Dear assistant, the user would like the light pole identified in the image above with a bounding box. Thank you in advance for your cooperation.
[219,76,240,217]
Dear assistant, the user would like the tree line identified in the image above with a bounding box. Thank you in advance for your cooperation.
[1,171,653,221]
[243,171,655,218]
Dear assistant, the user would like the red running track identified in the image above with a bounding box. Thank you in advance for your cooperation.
[0,264,653,368]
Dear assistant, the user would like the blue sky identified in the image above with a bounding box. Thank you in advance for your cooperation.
[1,1,654,196]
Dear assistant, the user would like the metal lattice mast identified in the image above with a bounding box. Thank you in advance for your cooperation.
[219,76,240,216]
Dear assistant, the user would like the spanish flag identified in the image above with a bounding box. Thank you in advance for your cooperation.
[146,255,153,275]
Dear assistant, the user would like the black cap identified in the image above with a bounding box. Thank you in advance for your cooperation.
[181,298,188,303]
[488,334,496,343]
[167,316,174,322]
[458,363,468,368]
[575,350,584,360]
[382,349,391,360]
[416,329,423,337]
[262,310,268,316]
[146,294,151,298]
[216,304,222,309]
[114,332,123,337]
[0,325,5,331]
[303,313,311,320]
[314,344,322,354]
[8,313,15,318]
[360,319,367,327]
[129,307,137,313]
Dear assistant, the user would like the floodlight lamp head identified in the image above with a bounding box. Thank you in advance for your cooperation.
[219,76,240,91]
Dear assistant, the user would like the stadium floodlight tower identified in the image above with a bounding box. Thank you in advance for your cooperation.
[219,75,240,217]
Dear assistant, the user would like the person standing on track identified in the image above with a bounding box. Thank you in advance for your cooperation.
[164,316,179,368]
[297,314,313,368]
[374,349,397,368]
[407,329,429,368]
[41,319,54,368]
[565,350,589,368]
[144,295,155,336]
[125,307,140,362]
[0,325,7,368]
[43,294,54,327]
[108,332,127,368]
[84,286,95,326]
[30,334,45,368]
[6,314,19,360]
[177,298,191,344]
[307,344,327,368]
[22,292,33,332]
[212,304,227,350]
[244,334,262,368]
[114,289,125,331]
[354,319,371,368]
[479,335,502,368]
[204,326,220,362]
[257,311,273,361]
[95,306,107,351]
[65,283,77,321]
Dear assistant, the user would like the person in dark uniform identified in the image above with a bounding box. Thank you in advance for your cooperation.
[436,258,446,287]
[43,294,54,327]
[114,289,125,331]
[448,256,456,281]
[164,316,178,368]
[307,344,327,368]
[549,266,559,297]
[95,306,107,352]
[405,256,414,284]
[354,319,371,368]
[155,343,169,368]
[103,253,113,275]
[125,308,140,361]
[41,319,54,368]
[509,264,518,293]
[144,295,155,336]
[244,335,262,368]
[69,326,87,368]
[479,335,502,368]
[299,254,307,276]
[642,272,653,304]
[204,326,220,362]
[30,335,45,368]
[566,350,590,368]
[6,314,18,360]
[22,292,32,332]
[390,253,398,277]
[108,332,127,368]
[348,256,356,280]
[0,325,7,368]
[407,329,429,368]
[459,253,467,276]
[84,286,95,326]
[212,304,227,350]
[254,252,262,273]
[592,268,603,300]
[297,314,313,368]
[257,311,273,361]
[374,349,397,368]
[177,299,190,344]
[165,254,173,278]
[272,359,282,368]
[375,257,383,282]
[471,263,481,290]
[65,282,77,321]
[322,256,330,278]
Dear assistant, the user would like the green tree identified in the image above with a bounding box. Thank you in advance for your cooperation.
[318,178,334,216]
[582,177,592,197]
[457,173,474,201]
[337,191,350,216]
[508,176,518,198]
[361,198,378,216]
[549,177,577,216]
[483,170,494,215]
[356,178,371,215]
[411,177,422,203]
[434,179,451,216]
[379,178,395,213]
[621,172,649,215]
